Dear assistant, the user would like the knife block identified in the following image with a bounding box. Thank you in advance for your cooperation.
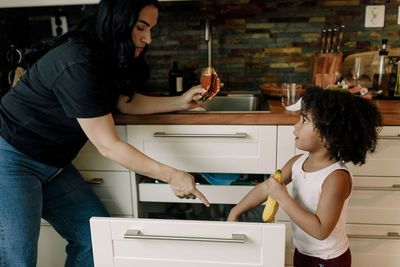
[311,52,343,88]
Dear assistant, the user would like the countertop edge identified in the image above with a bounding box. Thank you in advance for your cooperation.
[113,100,400,126]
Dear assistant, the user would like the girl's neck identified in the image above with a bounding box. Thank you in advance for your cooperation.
[303,150,337,173]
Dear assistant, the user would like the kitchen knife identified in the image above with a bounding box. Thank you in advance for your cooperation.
[326,28,332,54]
[320,28,327,54]
[336,24,345,53]
[331,27,338,53]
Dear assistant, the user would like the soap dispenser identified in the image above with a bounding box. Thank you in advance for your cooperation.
[372,39,390,97]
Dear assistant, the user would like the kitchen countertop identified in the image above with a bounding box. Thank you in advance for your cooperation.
[113,99,400,126]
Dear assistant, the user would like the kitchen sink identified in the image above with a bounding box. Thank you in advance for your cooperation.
[184,93,270,113]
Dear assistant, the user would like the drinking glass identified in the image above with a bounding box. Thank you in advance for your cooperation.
[351,57,363,86]
[281,83,301,108]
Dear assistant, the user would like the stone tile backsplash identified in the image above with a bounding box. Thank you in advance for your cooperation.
[0,0,399,95]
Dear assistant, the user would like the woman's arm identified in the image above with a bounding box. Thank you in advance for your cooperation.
[227,155,299,221]
[117,85,206,114]
[77,113,209,206]
[273,169,351,240]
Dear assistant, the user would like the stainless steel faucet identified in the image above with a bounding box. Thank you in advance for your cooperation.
[205,18,212,68]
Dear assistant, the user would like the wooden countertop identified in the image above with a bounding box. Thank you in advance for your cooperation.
[113,99,400,126]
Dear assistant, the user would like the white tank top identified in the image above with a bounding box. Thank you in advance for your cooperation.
[291,153,352,260]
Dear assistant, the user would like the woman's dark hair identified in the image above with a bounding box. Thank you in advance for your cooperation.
[43,0,160,97]
[301,86,382,165]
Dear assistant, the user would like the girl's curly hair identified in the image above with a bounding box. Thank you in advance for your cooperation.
[301,86,382,165]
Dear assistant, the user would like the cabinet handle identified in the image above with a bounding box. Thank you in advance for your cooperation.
[348,232,400,240]
[153,132,247,138]
[353,184,400,191]
[86,178,104,184]
[378,135,400,140]
[124,229,246,243]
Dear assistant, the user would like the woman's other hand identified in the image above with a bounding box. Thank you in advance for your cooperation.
[179,85,206,110]
[168,169,210,207]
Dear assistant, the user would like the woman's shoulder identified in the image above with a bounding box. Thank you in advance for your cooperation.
[45,39,92,65]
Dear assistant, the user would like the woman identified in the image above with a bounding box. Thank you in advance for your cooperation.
[0,0,209,266]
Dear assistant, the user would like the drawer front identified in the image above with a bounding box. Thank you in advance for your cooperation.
[274,221,295,266]
[90,217,286,267]
[128,125,277,174]
[138,183,255,204]
[347,126,400,176]
[347,224,400,267]
[347,176,400,224]
[73,126,127,171]
[81,171,132,216]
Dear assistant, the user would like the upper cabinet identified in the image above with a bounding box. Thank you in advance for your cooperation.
[0,0,196,8]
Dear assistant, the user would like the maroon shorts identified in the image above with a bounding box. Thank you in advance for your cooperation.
[294,248,351,267]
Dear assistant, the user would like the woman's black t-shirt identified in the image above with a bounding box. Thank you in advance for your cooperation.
[0,40,120,167]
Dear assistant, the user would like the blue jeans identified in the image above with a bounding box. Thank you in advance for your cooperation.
[0,137,109,267]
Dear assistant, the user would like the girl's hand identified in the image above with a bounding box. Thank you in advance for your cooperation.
[264,177,289,203]
[168,169,210,207]
[179,85,206,110]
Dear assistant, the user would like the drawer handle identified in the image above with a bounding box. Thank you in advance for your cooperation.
[353,184,400,191]
[86,178,104,184]
[124,229,246,243]
[348,232,400,240]
[153,132,247,138]
[378,135,400,140]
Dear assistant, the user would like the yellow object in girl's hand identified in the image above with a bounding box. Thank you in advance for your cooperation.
[262,169,282,223]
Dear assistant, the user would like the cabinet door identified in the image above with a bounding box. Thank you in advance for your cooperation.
[128,125,277,174]
[347,176,400,224]
[90,217,286,267]
[347,224,400,267]
[81,171,133,216]
[37,223,67,267]
[347,126,400,176]
[73,126,127,171]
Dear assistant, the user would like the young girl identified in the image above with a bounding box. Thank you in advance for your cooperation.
[228,87,382,267]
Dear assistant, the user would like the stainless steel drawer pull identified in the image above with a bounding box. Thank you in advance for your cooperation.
[124,229,246,243]
[348,232,400,240]
[153,132,247,138]
[378,135,400,140]
[353,184,400,191]
[86,178,104,184]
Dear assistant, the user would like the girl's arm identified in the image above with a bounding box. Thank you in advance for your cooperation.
[274,169,351,240]
[77,113,209,206]
[116,85,206,114]
[227,155,300,221]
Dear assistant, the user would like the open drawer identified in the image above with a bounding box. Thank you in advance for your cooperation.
[90,217,286,267]
[138,183,255,204]
[127,125,277,174]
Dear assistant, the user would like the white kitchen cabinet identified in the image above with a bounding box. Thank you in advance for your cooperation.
[347,126,400,177]
[37,223,67,267]
[128,124,277,217]
[128,125,277,174]
[90,217,286,267]
[80,171,133,216]
[72,125,133,216]
[37,126,131,267]
[347,224,400,266]
[0,0,196,8]
[275,125,400,267]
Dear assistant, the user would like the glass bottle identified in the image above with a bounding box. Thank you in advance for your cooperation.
[372,39,390,97]
[168,61,183,96]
